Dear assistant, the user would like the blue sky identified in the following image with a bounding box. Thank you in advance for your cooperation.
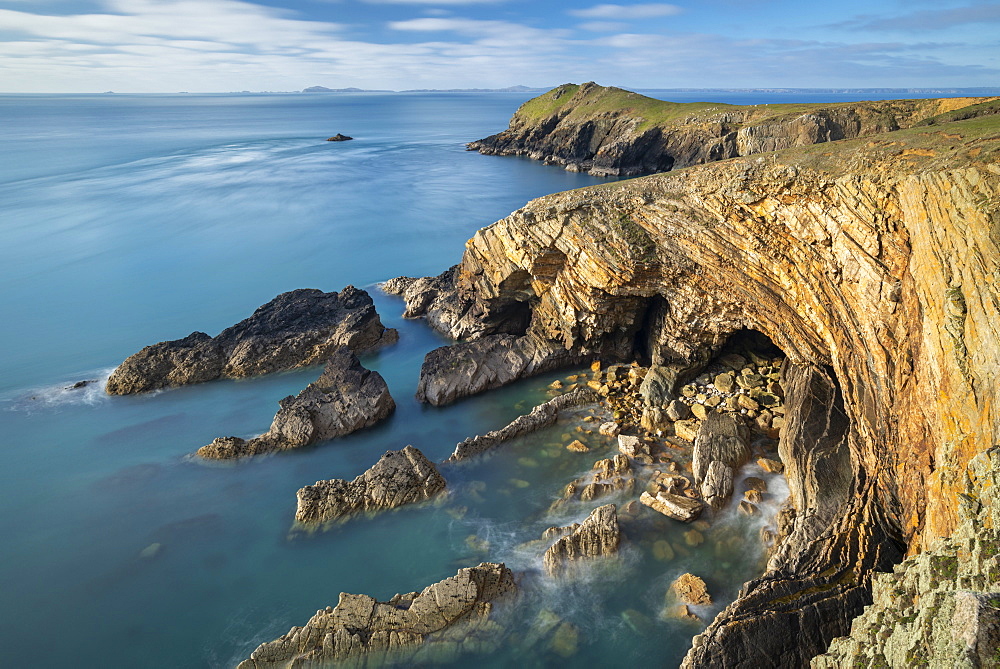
[0,0,997,92]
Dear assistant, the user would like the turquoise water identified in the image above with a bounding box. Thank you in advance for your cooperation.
[0,92,788,668]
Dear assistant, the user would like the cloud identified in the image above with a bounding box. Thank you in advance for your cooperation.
[833,3,1000,32]
[363,0,506,4]
[569,3,683,19]
[576,21,629,32]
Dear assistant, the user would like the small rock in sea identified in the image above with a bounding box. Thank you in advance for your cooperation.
[326,133,353,141]
[653,539,676,561]
[744,476,768,493]
[549,379,564,390]
[672,573,712,605]
[66,379,97,390]
[618,434,647,457]
[139,543,162,559]
[566,439,590,453]
[744,488,763,504]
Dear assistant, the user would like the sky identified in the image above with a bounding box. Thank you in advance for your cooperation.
[0,0,997,92]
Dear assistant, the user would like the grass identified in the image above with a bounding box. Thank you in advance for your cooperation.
[512,82,999,136]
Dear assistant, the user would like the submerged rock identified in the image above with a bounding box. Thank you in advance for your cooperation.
[543,504,620,576]
[107,286,397,395]
[198,348,394,459]
[295,445,445,523]
[237,562,515,669]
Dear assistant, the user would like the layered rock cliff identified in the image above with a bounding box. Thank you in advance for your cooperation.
[468,81,997,176]
[402,113,1000,664]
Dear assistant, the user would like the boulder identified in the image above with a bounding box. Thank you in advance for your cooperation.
[692,412,750,485]
[672,573,712,606]
[674,419,701,442]
[640,491,704,522]
[294,446,445,523]
[700,460,735,510]
[757,457,784,473]
[415,333,585,406]
[666,399,691,421]
[713,372,735,393]
[107,286,396,395]
[543,504,620,576]
[599,421,621,437]
[237,562,515,669]
[198,348,395,459]
[326,133,353,141]
[618,434,648,457]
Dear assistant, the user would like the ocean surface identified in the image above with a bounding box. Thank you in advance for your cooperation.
[0,89,913,667]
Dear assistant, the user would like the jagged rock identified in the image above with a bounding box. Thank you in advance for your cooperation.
[672,573,712,606]
[743,476,768,493]
[554,455,634,509]
[326,133,353,141]
[738,501,759,516]
[640,491,704,522]
[107,286,397,395]
[447,387,597,462]
[415,333,586,406]
[237,562,515,669]
[566,439,589,453]
[294,446,445,523]
[543,504,620,576]
[198,348,395,459]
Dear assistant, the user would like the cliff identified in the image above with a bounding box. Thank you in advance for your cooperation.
[468,81,998,176]
[406,113,1000,664]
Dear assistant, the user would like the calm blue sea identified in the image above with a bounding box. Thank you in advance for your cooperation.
[0,89,897,667]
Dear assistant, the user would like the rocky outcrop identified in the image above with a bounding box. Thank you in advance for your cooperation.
[468,81,996,176]
[237,562,515,669]
[106,286,397,395]
[405,110,999,666]
[415,333,586,406]
[447,387,597,462]
[542,504,620,576]
[198,348,394,459]
[552,454,634,510]
[326,133,353,141]
[294,445,445,523]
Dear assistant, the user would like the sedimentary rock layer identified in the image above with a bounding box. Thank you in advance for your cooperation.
[198,347,395,459]
[237,562,516,669]
[106,286,397,395]
[406,114,1000,665]
[294,445,445,523]
[468,81,997,176]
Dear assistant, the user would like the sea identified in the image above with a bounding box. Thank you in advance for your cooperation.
[0,89,955,668]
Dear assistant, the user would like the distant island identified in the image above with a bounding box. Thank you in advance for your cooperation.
[301,85,547,94]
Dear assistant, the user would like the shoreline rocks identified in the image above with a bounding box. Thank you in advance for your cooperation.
[198,348,395,459]
[106,286,397,395]
[672,573,712,606]
[237,562,516,669]
[294,445,445,524]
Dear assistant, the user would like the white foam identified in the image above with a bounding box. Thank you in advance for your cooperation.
[5,367,116,412]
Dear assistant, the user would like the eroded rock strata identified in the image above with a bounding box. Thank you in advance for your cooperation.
[237,562,515,669]
[106,286,397,395]
[397,114,1000,665]
[469,81,997,176]
[198,348,395,459]
[294,445,445,524]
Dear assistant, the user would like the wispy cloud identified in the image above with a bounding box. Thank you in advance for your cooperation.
[833,3,1000,32]
[569,3,683,19]
[576,21,629,32]
[363,0,507,4]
